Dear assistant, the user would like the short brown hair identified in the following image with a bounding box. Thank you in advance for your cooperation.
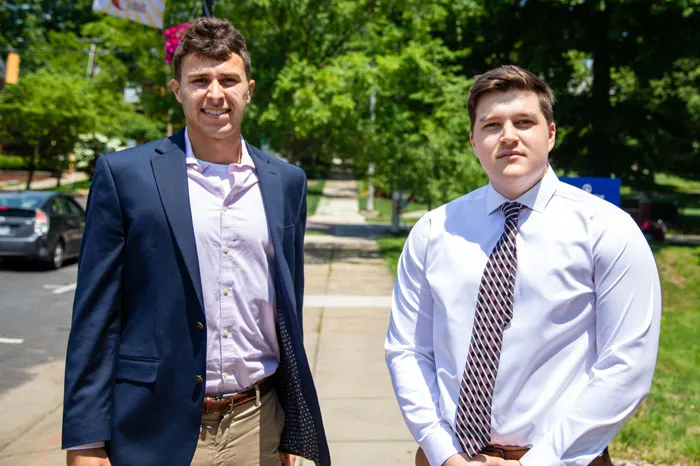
[467,65,555,131]
[172,17,251,82]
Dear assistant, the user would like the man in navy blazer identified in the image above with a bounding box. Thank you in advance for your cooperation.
[62,17,330,466]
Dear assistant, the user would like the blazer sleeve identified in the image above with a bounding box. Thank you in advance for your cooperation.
[62,155,125,448]
[293,174,307,332]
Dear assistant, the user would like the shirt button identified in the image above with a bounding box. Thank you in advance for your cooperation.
[223,329,229,337]
[223,372,229,378]
[223,288,229,296]
[197,321,204,331]
[222,205,228,212]
[195,375,204,384]
[223,247,229,255]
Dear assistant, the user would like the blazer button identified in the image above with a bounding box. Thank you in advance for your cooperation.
[195,375,204,384]
[197,322,204,331]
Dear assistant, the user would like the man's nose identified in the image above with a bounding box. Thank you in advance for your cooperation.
[500,121,519,144]
[207,80,224,101]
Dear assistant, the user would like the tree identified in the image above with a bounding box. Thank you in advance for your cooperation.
[447,0,700,183]
[0,72,95,187]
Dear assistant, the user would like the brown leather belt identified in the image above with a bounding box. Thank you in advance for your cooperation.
[482,444,612,465]
[203,378,274,414]
[416,445,612,465]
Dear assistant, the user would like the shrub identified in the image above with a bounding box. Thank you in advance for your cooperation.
[0,155,27,170]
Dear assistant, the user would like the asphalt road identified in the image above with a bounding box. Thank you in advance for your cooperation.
[0,259,78,395]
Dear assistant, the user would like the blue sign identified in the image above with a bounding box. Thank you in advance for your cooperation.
[559,177,621,207]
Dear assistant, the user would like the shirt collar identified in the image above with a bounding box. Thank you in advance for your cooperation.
[486,165,558,214]
[184,126,255,172]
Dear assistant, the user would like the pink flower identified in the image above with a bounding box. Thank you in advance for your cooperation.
[163,23,189,64]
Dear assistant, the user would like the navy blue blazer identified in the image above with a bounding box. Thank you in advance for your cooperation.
[62,129,330,466]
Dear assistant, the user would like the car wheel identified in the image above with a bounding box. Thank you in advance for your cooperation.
[47,241,65,270]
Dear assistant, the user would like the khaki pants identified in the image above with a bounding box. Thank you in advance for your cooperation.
[190,388,285,466]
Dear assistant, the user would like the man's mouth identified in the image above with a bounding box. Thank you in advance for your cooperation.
[498,151,523,159]
[201,108,231,117]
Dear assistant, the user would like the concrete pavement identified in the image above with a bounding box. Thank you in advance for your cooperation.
[0,171,90,192]
[0,179,413,465]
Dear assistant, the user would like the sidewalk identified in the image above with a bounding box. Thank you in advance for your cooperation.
[301,179,413,465]
[0,179,412,465]
[0,171,90,192]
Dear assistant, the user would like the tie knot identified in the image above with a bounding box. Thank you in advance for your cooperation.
[501,202,522,221]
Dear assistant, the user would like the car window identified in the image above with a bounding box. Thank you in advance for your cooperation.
[62,197,85,216]
[49,198,68,215]
[0,195,41,210]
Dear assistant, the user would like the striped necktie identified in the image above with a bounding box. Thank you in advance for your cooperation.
[455,201,523,456]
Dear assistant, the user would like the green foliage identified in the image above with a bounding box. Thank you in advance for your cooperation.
[306,179,326,217]
[0,155,27,170]
[0,72,95,171]
[451,0,699,183]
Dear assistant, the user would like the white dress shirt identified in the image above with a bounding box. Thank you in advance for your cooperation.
[385,167,661,466]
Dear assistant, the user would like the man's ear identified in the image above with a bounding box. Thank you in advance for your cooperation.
[548,122,556,152]
[170,79,182,103]
[247,80,256,102]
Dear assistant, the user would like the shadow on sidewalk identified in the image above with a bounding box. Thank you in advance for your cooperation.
[307,222,409,240]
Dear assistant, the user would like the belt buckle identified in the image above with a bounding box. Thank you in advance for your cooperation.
[481,446,506,459]
[216,393,236,414]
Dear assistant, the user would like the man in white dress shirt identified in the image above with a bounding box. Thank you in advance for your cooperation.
[385,65,662,466]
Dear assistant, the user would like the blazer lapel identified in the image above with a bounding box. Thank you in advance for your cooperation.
[247,143,284,267]
[151,129,205,314]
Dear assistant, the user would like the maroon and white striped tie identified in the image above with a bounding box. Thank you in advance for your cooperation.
[455,201,523,456]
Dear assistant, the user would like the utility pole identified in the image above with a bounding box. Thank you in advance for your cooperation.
[77,38,102,79]
[202,0,214,17]
[367,90,376,212]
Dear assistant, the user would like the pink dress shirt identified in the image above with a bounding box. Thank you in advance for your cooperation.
[184,128,279,395]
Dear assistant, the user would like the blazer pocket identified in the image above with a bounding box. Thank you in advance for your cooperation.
[116,357,159,384]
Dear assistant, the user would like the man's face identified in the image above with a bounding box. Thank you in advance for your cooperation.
[170,52,254,141]
[470,89,555,198]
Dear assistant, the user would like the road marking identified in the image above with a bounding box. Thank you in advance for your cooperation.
[49,283,77,294]
[0,337,24,344]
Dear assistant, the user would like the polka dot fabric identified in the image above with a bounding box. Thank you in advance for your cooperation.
[275,310,321,464]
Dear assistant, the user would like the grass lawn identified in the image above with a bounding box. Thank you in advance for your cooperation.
[307,179,326,217]
[53,179,92,194]
[377,235,700,465]
[357,180,428,224]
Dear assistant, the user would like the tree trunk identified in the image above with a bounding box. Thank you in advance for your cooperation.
[26,145,39,190]
[590,2,612,177]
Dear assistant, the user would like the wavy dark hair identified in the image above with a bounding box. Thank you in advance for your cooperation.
[173,17,251,82]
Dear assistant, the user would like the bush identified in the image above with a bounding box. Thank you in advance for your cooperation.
[0,155,27,170]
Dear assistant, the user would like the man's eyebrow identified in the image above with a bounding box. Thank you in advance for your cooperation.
[478,112,539,122]
[186,72,241,79]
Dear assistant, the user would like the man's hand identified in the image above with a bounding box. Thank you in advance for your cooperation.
[280,452,296,466]
[442,453,506,465]
[66,448,111,466]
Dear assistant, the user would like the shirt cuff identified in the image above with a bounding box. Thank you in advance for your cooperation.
[421,424,462,466]
[65,441,105,451]
[519,441,565,466]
